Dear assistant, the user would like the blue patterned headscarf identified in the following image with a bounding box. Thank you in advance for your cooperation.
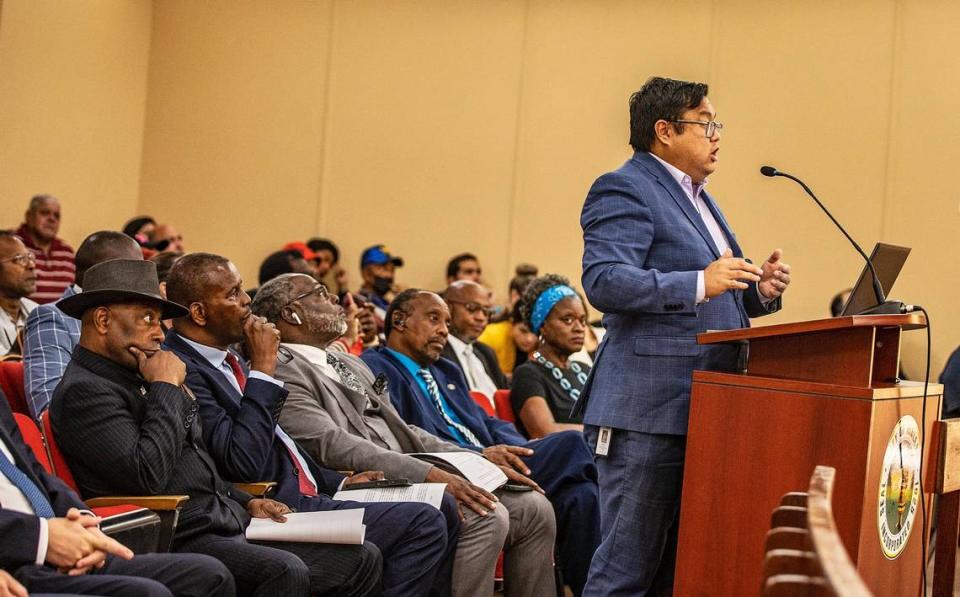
[529,285,577,335]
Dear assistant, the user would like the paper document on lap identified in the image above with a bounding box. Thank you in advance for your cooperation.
[409,452,508,492]
[245,509,366,544]
[333,483,447,509]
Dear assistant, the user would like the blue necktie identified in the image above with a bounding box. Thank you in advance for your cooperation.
[418,369,483,449]
[0,452,56,518]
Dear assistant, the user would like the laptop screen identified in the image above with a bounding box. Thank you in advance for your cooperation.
[839,242,911,316]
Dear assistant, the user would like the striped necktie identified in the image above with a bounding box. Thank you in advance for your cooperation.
[0,453,55,518]
[418,368,483,448]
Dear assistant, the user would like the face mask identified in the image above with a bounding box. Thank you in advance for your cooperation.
[372,276,393,295]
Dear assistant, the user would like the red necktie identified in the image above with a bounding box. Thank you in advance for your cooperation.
[224,353,247,391]
[225,352,317,496]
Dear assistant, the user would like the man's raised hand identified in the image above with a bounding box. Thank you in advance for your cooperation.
[704,249,762,298]
[129,347,186,386]
[758,249,791,299]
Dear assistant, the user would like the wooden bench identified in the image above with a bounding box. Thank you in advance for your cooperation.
[762,466,872,596]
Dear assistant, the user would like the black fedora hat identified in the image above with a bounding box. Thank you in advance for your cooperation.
[58,259,189,320]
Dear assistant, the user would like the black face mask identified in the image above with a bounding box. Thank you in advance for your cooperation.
[372,276,393,295]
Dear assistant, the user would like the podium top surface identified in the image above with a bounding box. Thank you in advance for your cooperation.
[697,313,926,345]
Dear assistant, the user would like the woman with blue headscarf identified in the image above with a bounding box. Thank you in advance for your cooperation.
[511,274,590,438]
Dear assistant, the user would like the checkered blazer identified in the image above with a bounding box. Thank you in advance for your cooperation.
[23,286,81,419]
[577,152,781,435]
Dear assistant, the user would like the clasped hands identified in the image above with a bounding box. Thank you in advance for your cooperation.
[704,248,791,300]
[46,508,134,576]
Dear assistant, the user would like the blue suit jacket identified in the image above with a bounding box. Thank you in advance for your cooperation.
[23,285,82,419]
[164,331,344,511]
[0,391,86,570]
[361,348,526,448]
[578,152,780,435]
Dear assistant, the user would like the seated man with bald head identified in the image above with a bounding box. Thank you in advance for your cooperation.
[440,281,508,409]
[23,230,143,419]
[363,290,601,596]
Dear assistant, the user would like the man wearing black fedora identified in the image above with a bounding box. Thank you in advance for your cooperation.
[49,259,383,597]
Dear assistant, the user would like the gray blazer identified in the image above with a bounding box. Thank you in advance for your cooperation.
[274,346,464,482]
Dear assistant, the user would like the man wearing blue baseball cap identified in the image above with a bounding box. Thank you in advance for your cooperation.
[357,245,403,339]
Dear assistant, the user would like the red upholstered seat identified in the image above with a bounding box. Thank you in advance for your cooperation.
[0,361,28,416]
[493,389,515,423]
[469,391,496,417]
[13,412,53,473]
[40,409,79,491]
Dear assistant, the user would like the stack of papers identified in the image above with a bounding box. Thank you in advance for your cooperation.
[245,509,366,544]
[409,452,508,492]
[334,483,447,509]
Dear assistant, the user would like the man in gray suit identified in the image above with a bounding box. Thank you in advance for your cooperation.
[252,273,557,597]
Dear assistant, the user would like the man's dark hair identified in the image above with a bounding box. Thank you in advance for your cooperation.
[519,273,576,329]
[306,238,339,264]
[165,252,230,307]
[259,250,304,286]
[509,263,538,296]
[629,76,709,152]
[150,251,183,284]
[384,288,424,338]
[122,216,155,239]
[74,231,140,287]
[446,252,478,280]
[830,288,852,317]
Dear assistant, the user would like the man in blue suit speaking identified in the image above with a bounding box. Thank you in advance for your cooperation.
[577,76,792,595]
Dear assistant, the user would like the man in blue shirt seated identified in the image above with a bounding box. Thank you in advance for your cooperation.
[362,289,601,596]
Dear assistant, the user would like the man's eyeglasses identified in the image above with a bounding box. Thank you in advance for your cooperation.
[283,284,337,308]
[0,253,36,267]
[668,119,723,138]
[447,300,496,318]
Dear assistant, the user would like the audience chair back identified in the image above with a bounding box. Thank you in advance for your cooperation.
[933,418,960,596]
[762,466,872,596]
[16,411,164,552]
[493,389,515,422]
[40,409,80,490]
[469,391,496,417]
[13,412,53,472]
[0,361,28,415]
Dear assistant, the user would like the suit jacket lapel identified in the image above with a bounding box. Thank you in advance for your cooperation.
[701,189,742,257]
[314,366,371,437]
[635,153,720,259]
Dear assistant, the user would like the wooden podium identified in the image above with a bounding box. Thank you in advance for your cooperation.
[674,314,941,595]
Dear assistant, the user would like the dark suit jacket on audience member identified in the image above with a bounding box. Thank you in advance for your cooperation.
[440,341,509,390]
[362,349,525,449]
[0,390,86,570]
[49,346,253,547]
[163,331,344,512]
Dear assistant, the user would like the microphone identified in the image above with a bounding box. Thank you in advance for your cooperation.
[760,165,911,315]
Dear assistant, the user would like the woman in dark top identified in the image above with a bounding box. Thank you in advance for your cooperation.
[511,274,590,438]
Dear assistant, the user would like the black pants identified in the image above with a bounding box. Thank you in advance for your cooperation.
[15,552,234,597]
[180,533,382,597]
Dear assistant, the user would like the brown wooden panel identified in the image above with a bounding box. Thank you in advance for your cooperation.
[937,419,960,493]
[747,327,875,386]
[853,395,940,595]
[871,326,903,385]
[675,383,874,595]
[766,528,811,552]
[693,371,943,400]
[698,313,926,345]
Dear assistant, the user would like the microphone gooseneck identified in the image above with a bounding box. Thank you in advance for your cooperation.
[759,165,887,307]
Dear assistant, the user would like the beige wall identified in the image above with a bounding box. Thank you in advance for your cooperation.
[0,0,152,246]
[1,0,955,376]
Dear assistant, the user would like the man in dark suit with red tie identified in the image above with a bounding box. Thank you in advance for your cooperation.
[162,253,454,597]
[0,385,234,596]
